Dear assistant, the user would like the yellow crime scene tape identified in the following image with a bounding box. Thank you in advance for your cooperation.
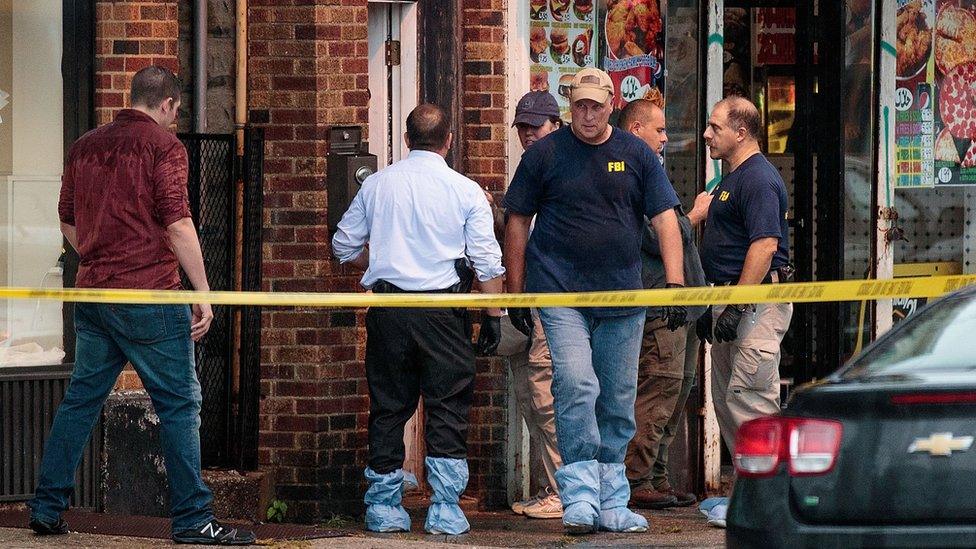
[1,275,976,308]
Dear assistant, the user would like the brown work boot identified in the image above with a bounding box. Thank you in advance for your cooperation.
[629,485,678,509]
[663,486,697,507]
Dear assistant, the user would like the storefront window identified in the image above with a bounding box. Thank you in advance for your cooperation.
[0,0,66,367]
[841,0,876,358]
[892,0,976,323]
[663,0,700,201]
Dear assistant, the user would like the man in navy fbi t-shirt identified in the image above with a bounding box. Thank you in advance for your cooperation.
[698,97,794,479]
[502,68,686,535]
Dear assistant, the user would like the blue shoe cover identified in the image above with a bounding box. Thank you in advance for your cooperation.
[707,504,728,528]
[363,467,411,533]
[424,457,470,535]
[699,496,728,516]
[555,460,600,534]
[598,463,648,533]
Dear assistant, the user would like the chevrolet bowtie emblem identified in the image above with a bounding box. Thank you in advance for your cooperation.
[908,432,974,457]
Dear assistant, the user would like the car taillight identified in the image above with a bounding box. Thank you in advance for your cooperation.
[734,416,842,478]
[734,417,784,476]
[789,419,842,475]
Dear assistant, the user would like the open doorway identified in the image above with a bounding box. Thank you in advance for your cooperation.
[720,1,878,387]
[367,0,418,168]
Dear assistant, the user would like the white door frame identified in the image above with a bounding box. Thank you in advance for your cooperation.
[874,0,896,336]
[367,1,418,168]
[702,0,724,495]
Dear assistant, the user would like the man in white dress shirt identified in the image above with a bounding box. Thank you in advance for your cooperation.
[333,104,505,535]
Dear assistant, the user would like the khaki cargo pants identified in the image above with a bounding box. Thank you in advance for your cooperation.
[506,309,562,494]
[625,317,690,488]
[709,302,793,455]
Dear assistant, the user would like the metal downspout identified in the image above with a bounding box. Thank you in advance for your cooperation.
[230,0,247,448]
[193,0,207,132]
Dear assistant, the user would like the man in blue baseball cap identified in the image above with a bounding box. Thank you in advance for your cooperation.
[502,90,566,520]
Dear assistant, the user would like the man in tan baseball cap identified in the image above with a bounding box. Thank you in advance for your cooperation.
[503,66,686,535]
[567,68,616,144]
[570,68,614,103]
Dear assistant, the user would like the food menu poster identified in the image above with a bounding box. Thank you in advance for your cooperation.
[896,0,976,187]
[529,0,598,119]
[895,0,935,188]
[602,0,666,110]
[932,0,976,186]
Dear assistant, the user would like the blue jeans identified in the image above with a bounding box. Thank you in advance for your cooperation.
[538,308,645,465]
[29,303,213,533]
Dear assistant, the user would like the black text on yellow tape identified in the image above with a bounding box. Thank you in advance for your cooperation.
[1,275,975,308]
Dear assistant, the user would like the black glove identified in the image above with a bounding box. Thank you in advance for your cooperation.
[714,305,747,343]
[662,282,687,331]
[477,315,502,356]
[508,307,534,337]
[696,306,713,344]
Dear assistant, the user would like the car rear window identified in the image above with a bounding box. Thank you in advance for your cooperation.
[841,295,976,380]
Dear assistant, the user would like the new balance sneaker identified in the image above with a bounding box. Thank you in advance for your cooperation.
[173,519,256,545]
[28,516,68,536]
[523,493,563,519]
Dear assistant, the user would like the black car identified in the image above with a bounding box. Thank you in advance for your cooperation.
[727,287,976,548]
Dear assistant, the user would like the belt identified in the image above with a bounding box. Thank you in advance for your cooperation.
[718,265,795,286]
[371,280,461,294]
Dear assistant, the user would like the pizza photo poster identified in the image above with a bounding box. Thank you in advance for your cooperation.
[602,0,666,110]
[529,0,598,119]
[932,0,976,185]
[895,0,935,188]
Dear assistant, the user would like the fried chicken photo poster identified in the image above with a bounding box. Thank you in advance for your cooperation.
[530,0,597,119]
[603,0,666,111]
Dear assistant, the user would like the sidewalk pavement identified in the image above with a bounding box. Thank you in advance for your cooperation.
[0,507,724,548]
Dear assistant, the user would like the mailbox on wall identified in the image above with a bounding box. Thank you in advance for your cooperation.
[327,125,377,233]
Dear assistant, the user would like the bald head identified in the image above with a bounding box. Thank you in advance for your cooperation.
[406,104,452,153]
[717,96,761,141]
[619,99,668,157]
[618,99,663,132]
[704,96,762,165]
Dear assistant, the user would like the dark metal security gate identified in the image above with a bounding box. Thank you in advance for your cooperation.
[180,129,263,470]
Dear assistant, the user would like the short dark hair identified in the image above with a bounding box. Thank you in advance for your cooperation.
[406,104,451,151]
[720,96,761,140]
[617,99,662,130]
[130,66,181,109]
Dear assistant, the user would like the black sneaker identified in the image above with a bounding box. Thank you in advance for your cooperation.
[28,516,69,535]
[173,519,257,545]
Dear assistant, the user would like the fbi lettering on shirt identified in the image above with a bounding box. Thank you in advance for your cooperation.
[607,161,626,173]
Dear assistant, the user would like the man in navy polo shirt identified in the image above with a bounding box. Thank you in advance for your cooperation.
[699,96,793,459]
[503,68,687,535]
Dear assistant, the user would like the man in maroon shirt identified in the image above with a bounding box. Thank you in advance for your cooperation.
[28,66,254,546]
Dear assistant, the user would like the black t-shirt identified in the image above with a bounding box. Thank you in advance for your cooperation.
[503,126,679,316]
[700,154,790,283]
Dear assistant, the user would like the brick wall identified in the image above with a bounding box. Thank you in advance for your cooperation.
[249,0,371,521]
[93,0,179,390]
[94,0,179,127]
